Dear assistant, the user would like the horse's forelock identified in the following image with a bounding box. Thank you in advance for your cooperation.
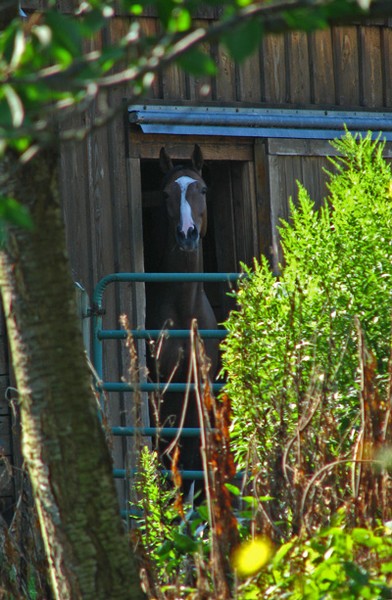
[161,164,202,190]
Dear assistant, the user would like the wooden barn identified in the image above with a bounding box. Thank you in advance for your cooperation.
[1,4,392,514]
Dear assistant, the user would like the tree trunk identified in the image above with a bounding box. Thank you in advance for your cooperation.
[0,148,144,599]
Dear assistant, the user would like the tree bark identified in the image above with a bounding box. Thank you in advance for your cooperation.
[0,148,144,599]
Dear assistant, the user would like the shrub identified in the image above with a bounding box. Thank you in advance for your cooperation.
[238,512,392,599]
[221,131,392,539]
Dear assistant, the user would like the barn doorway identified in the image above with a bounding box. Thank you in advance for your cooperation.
[140,155,258,324]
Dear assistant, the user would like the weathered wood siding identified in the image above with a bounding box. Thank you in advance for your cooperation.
[136,17,392,108]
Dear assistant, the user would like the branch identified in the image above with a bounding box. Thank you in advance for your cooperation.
[2,0,390,154]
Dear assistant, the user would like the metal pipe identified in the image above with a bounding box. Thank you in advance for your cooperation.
[98,328,227,340]
[92,272,242,376]
[112,426,206,437]
[113,468,206,480]
[93,271,242,305]
[102,382,225,393]
[114,468,245,481]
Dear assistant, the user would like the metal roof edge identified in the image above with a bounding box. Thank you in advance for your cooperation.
[128,105,392,140]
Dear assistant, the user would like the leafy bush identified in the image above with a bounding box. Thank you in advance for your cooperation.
[131,447,209,595]
[239,512,392,599]
[221,131,392,539]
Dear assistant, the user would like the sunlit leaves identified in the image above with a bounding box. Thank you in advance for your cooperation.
[44,12,83,64]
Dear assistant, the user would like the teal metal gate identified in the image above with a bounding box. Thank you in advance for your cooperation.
[92,272,241,481]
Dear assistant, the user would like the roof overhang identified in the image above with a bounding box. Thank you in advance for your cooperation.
[129,105,392,140]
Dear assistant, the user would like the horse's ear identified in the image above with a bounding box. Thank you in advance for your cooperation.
[191,144,203,174]
[160,147,174,173]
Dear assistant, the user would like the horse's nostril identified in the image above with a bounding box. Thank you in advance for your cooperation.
[177,226,185,239]
[188,226,198,241]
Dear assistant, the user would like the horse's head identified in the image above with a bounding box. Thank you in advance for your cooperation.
[160,145,207,252]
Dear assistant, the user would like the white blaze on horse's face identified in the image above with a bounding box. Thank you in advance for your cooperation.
[175,176,197,237]
[164,174,205,252]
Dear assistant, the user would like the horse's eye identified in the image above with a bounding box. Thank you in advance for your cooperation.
[201,187,207,195]
[163,190,169,200]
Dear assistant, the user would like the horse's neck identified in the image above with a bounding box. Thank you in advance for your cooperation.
[161,244,205,315]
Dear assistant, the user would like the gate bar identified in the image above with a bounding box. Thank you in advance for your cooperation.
[102,382,225,393]
[92,272,243,381]
[112,426,210,437]
[98,328,227,340]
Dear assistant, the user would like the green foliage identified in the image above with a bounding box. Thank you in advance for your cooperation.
[239,514,392,598]
[0,195,33,241]
[130,447,210,591]
[221,131,392,537]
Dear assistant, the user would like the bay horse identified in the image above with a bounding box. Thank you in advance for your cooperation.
[146,144,219,484]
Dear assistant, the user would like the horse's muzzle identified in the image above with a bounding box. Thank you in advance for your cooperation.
[176,225,199,251]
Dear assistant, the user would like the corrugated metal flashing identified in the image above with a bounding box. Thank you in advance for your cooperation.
[128,105,392,140]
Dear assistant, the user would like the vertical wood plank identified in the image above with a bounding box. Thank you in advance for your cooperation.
[287,31,311,104]
[231,164,248,265]
[309,29,335,105]
[245,161,259,260]
[381,26,392,107]
[137,17,162,100]
[210,163,237,317]
[162,64,187,100]
[236,51,262,103]
[359,26,383,108]
[231,163,257,266]
[262,33,287,104]
[60,114,93,293]
[126,157,149,433]
[188,22,213,102]
[332,26,360,106]
[267,154,286,273]
[254,140,273,266]
[213,43,236,102]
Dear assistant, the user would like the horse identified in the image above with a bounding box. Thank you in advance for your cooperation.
[145,144,219,485]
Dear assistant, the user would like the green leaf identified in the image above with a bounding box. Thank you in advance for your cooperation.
[80,9,107,36]
[156,539,173,558]
[168,8,191,33]
[196,504,209,520]
[272,541,294,566]
[283,7,329,31]
[0,196,33,230]
[156,0,175,27]
[225,482,241,496]
[172,531,198,553]
[351,528,382,548]
[223,18,262,62]
[177,48,217,76]
[380,561,392,574]
[44,11,83,57]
